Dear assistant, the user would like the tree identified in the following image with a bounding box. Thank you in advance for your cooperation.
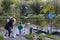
[20,4,26,16]
[50,0,60,15]
[19,4,30,16]
[30,1,43,15]
[1,0,13,13]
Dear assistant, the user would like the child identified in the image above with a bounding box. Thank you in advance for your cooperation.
[18,23,23,36]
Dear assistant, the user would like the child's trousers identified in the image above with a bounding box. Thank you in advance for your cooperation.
[19,30,21,36]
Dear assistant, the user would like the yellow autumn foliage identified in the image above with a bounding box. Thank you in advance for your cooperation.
[42,6,54,13]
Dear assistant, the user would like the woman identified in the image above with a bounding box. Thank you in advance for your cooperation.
[4,18,14,37]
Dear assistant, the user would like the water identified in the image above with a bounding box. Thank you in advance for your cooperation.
[0,24,60,38]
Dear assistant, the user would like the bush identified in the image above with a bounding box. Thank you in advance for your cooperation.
[0,34,4,40]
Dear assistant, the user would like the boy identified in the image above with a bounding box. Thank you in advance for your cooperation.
[18,23,23,36]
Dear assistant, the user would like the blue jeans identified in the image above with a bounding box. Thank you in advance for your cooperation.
[19,30,21,36]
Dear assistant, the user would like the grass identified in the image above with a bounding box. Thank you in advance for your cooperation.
[0,34,4,40]
[25,33,60,40]
[25,34,33,39]
[46,34,60,40]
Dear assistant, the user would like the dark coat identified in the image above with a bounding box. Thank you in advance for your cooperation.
[4,19,14,30]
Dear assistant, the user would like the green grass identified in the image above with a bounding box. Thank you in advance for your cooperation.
[0,34,4,40]
[46,34,60,40]
[25,34,33,39]
[25,34,60,40]
[37,34,46,38]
